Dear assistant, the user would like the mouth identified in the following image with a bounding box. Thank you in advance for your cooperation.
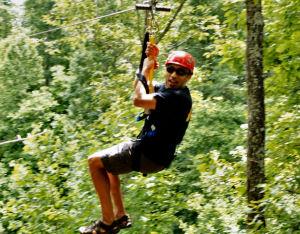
[167,79,177,87]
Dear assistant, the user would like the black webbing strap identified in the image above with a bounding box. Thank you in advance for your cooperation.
[135,31,150,122]
[139,32,150,73]
[136,73,149,94]
[132,154,147,177]
[135,73,150,122]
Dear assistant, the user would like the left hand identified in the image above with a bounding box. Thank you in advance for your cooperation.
[145,43,159,59]
[145,43,159,70]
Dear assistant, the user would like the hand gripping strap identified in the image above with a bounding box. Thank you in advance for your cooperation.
[136,73,149,94]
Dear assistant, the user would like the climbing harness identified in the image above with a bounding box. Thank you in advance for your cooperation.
[2,2,172,144]
[136,1,171,94]
[135,1,171,121]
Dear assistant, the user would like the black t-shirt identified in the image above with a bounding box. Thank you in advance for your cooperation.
[135,83,192,167]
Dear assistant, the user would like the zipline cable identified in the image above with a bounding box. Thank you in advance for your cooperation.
[0,130,47,146]
[29,7,136,37]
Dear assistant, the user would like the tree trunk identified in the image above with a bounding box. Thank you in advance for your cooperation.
[245,0,266,229]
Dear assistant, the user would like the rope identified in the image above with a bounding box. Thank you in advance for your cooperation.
[0,130,47,146]
[29,7,136,37]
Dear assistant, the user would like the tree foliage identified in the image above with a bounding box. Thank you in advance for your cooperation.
[0,0,299,233]
[0,1,13,38]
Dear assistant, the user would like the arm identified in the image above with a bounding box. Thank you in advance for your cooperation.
[133,61,156,110]
[133,44,159,110]
[133,76,156,110]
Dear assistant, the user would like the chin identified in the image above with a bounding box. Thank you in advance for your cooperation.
[166,81,177,89]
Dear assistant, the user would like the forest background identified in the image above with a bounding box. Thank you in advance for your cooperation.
[0,0,299,233]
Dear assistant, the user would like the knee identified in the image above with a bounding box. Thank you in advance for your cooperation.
[88,155,103,169]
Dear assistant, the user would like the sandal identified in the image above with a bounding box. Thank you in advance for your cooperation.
[79,220,120,234]
[115,215,132,229]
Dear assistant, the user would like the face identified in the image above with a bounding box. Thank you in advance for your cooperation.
[165,64,192,89]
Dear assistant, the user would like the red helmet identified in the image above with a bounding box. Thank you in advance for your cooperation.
[165,51,196,73]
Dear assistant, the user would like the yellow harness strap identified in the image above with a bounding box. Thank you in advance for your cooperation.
[147,34,156,94]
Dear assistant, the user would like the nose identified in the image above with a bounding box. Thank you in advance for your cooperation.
[170,71,178,78]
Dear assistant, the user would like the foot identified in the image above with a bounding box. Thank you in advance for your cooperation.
[79,220,120,234]
[115,215,132,229]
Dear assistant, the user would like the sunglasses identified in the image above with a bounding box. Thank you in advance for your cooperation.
[166,65,191,76]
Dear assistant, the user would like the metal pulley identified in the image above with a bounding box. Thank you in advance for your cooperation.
[136,1,171,39]
[136,1,172,12]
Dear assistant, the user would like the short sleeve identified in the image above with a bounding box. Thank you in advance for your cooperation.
[154,89,176,112]
[154,87,192,122]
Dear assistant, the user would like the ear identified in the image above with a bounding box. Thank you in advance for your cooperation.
[186,74,192,82]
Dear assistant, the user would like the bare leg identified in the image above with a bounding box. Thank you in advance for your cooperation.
[88,155,115,225]
[108,173,126,219]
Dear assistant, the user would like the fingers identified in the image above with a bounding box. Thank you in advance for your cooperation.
[143,43,160,74]
[154,60,159,70]
[145,42,159,58]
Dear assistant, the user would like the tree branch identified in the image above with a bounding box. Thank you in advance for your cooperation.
[157,0,188,43]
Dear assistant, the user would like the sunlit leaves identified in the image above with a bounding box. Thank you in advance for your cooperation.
[0,34,43,117]
[261,1,300,232]
[0,2,13,38]
[0,0,299,233]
